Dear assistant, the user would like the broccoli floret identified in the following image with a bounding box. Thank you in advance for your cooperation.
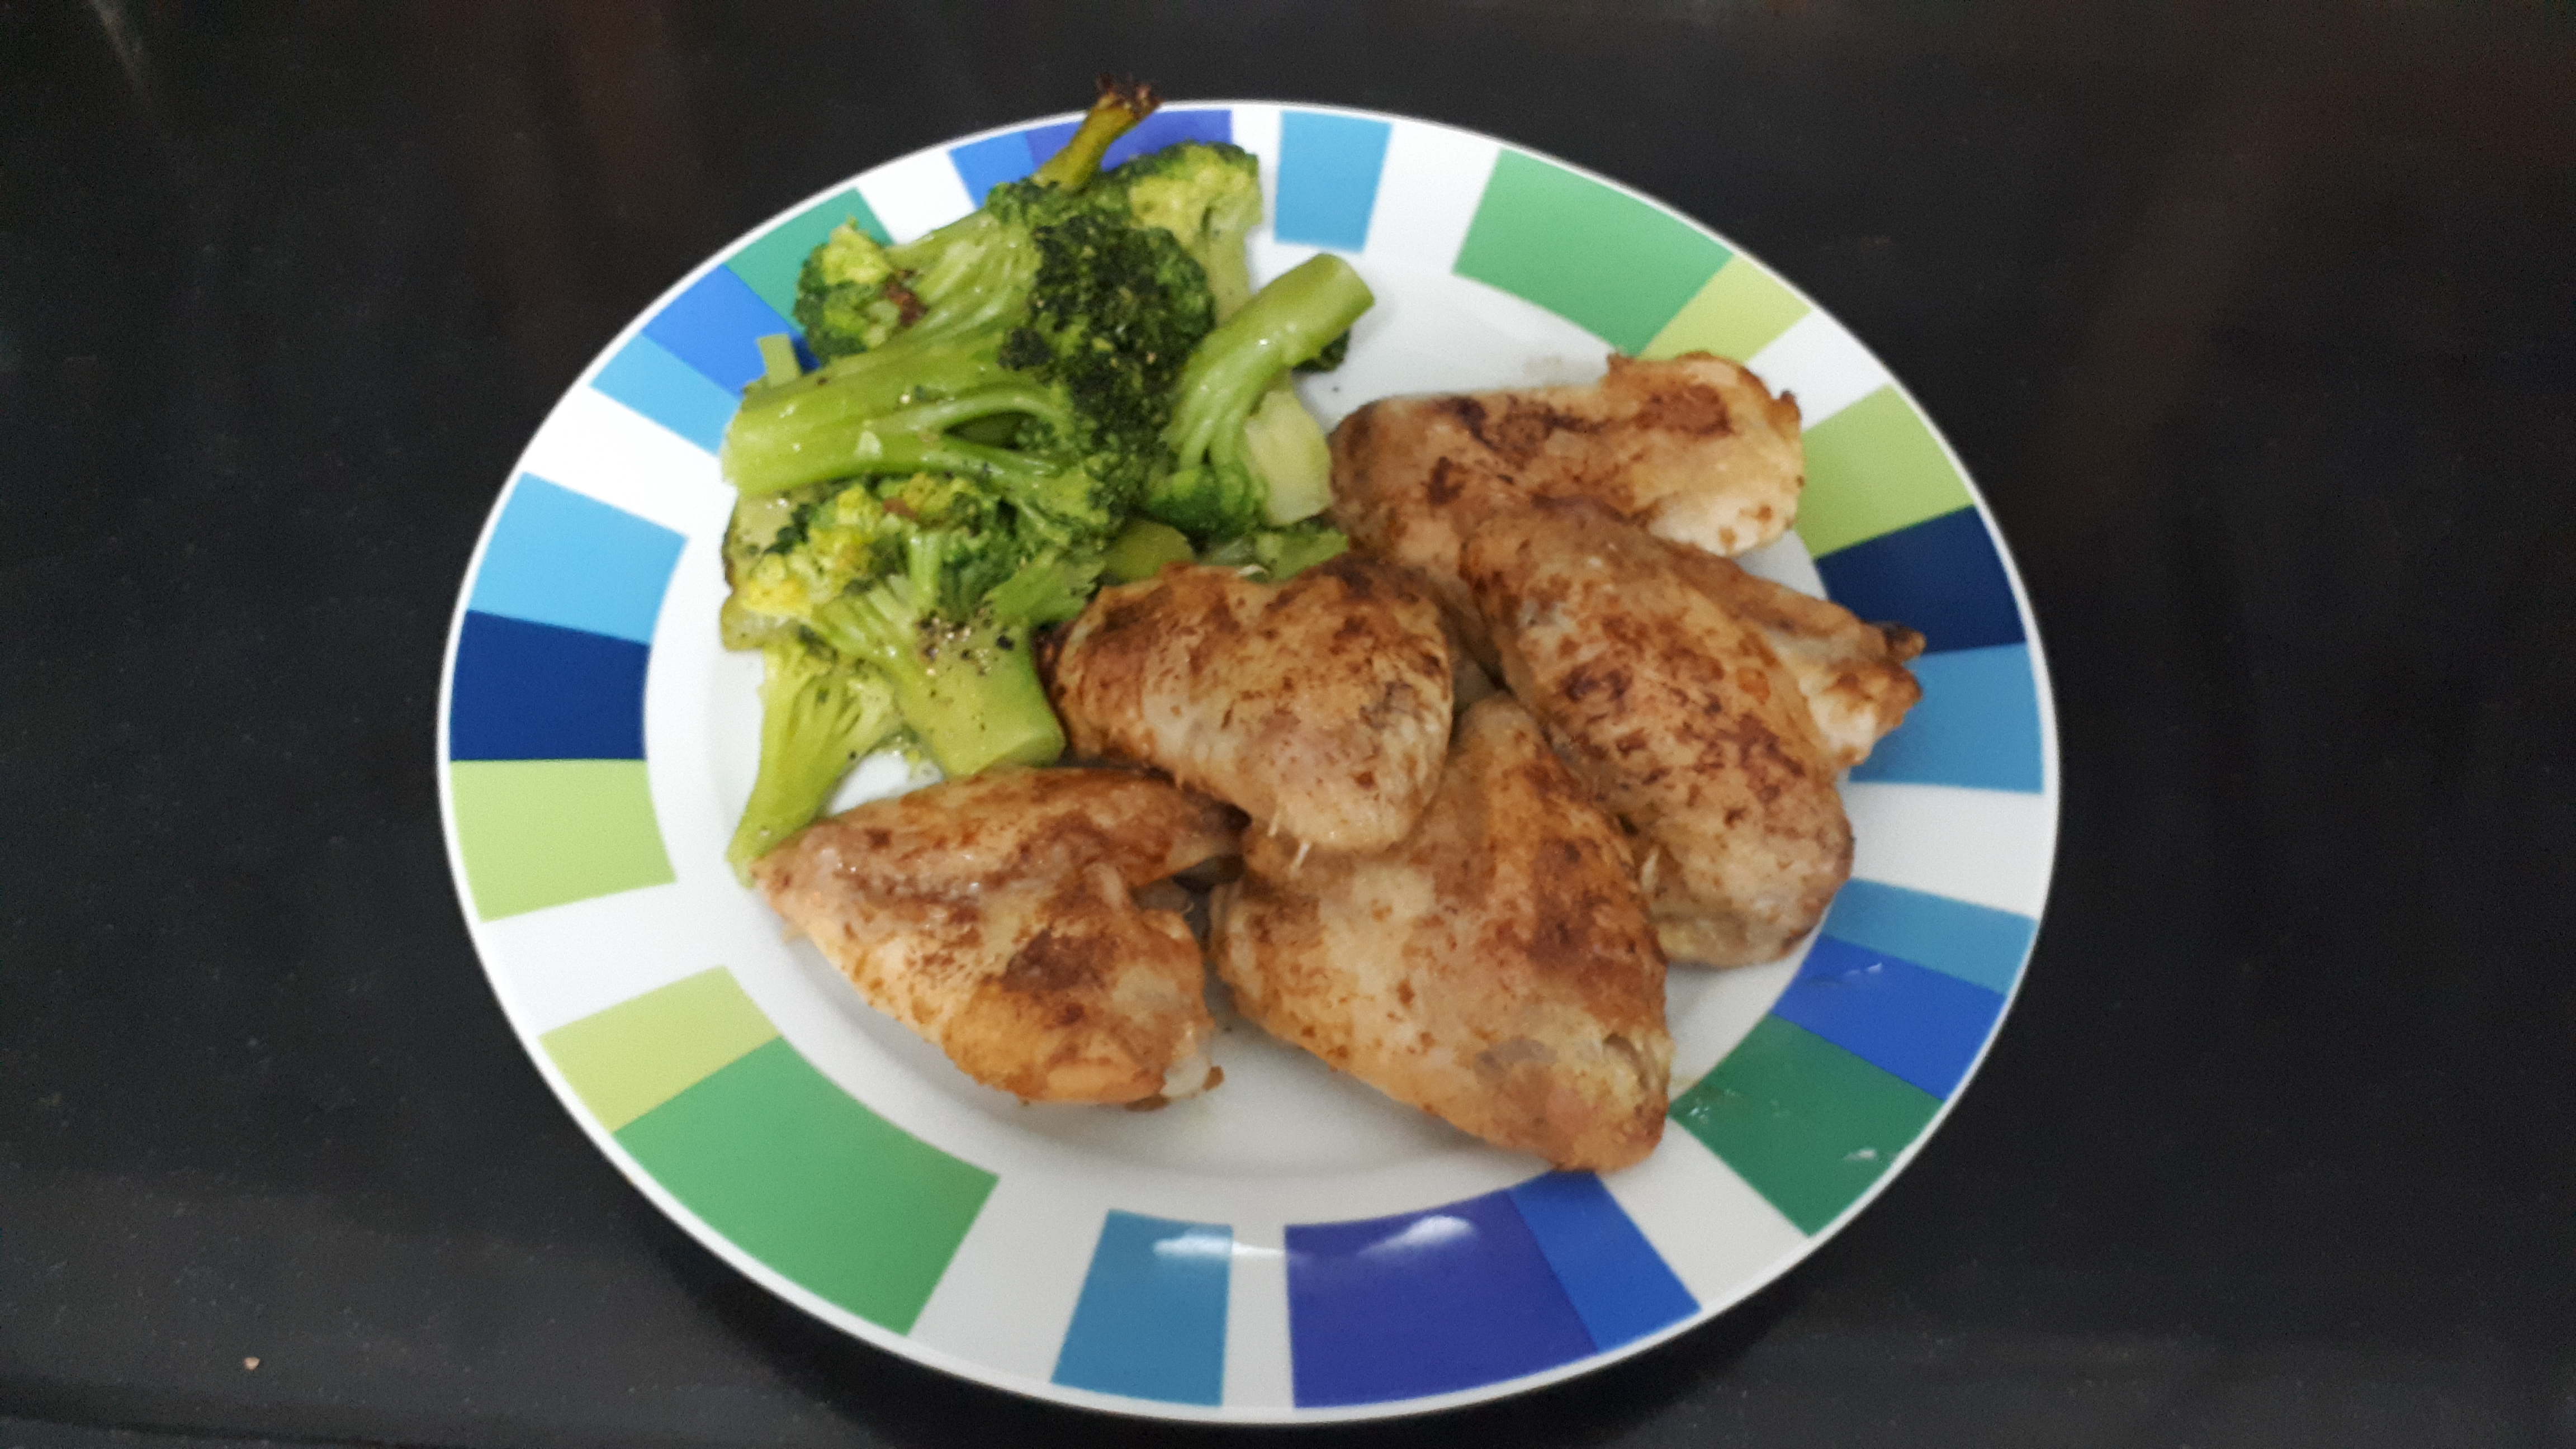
[1200,520,1349,581]
[1148,254,1375,540]
[794,222,912,360]
[804,532,1071,778]
[1112,141,1263,321]
[726,633,903,881]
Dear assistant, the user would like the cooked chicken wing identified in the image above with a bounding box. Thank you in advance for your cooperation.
[751,769,1242,1103]
[1330,353,1803,656]
[1048,557,1453,851]
[1213,697,1672,1171]
[1659,544,1926,770]
[1464,506,1855,967]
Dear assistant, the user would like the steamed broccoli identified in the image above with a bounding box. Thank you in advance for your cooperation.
[725,634,903,882]
[1200,519,1350,581]
[1112,141,1263,321]
[1146,254,1375,539]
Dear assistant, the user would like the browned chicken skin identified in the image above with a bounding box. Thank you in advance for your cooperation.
[1330,353,1803,659]
[1657,545,1925,770]
[1048,557,1453,851]
[751,769,1242,1103]
[1213,697,1673,1171]
[1465,506,1858,967]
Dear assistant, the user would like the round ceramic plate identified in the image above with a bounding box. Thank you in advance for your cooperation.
[436,103,2059,1423]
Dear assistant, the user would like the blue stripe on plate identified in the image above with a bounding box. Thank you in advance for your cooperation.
[1503,1173,1697,1351]
[1848,643,2045,794]
[592,334,740,453]
[1821,880,2037,996]
[1767,935,2009,1100]
[1286,1192,1594,1407]
[448,612,649,762]
[1813,506,2025,655]
[956,109,1236,203]
[1274,111,1392,250]
[1051,1211,1230,1406]
[463,475,686,645]
[640,265,801,392]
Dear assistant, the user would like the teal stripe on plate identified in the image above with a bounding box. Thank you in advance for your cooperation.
[1821,880,2037,996]
[1051,1211,1230,1406]
[592,333,738,453]
[1849,643,2045,794]
[1275,111,1393,250]
[726,188,889,318]
[463,475,686,646]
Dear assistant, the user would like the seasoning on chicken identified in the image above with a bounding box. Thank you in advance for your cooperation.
[750,769,1242,1104]
[1329,352,1803,656]
[1048,556,1453,851]
[1465,505,1871,967]
[1212,697,1672,1171]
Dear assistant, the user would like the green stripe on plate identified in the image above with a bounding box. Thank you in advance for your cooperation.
[541,968,780,1132]
[449,760,675,921]
[1669,1015,1940,1235]
[1453,151,1731,354]
[1640,256,1810,364]
[724,187,890,319]
[1793,386,1975,558]
[615,1037,997,1333]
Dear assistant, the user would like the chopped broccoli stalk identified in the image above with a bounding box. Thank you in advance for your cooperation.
[1201,520,1349,581]
[1293,330,1351,373]
[1240,382,1333,524]
[1150,254,1375,540]
[1104,518,1194,582]
[755,333,803,387]
[806,573,1064,779]
[1030,76,1160,192]
[726,634,903,882]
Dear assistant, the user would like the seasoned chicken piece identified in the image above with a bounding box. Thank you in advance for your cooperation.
[1659,546,1926,769]
[1213,697,1672,1171]
[1049,557,1453,851]
[1330,352,1803,656]
[1464,506,1855,967]
[751,769,1241,1104]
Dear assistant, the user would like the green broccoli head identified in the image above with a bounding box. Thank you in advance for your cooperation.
[1115,142,1263,321]
[725,632,903,880]
[793,221,920,361]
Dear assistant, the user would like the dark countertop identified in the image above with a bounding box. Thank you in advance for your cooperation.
[4,2,2572,1445]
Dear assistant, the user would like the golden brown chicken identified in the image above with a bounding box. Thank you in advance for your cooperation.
[1213,697,1673,1171]
[1464,506,1863,967]
[1048,557,1453,852]
[1658,542,1926,770]
[751,769,1242,1104]
[1329,352,1803,657]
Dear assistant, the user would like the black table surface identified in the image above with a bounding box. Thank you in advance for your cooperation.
[6,2,2573,1445]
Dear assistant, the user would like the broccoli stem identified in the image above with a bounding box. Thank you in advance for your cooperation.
[725,641,903,882]
[1165,254,1375,465]
[1030,77,1161,192]
[806,584,1066,778]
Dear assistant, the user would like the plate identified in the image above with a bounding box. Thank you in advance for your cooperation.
[435,103,2059,1423]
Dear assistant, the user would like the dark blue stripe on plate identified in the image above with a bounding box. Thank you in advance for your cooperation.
[640,266,801,392]
[1275,111,1393,250]
[1503,1174,1697,1351]
[1847,643,2046,793]
[1051,1211,1230,1406]
[449,612,649,762]
[593,334,739,452]
[1813,506,2024,654]
[1767,935,2009,1100]
[954,110,1235,203]
[1287,1192,1594,1407]
[1821,880,2037,996]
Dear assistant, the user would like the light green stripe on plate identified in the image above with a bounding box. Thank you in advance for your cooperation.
[724,187,890,319]
[1668,1015,1941,1235]
[1453,151,1731,354]
[541,968,779,1132]
[617,1037,999,1333]
[1793,385,1975,558]
[449,759,675,921]
[1640,255,1810,363]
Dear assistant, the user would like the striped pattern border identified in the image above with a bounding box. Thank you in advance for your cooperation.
[449,104,2058,1419]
